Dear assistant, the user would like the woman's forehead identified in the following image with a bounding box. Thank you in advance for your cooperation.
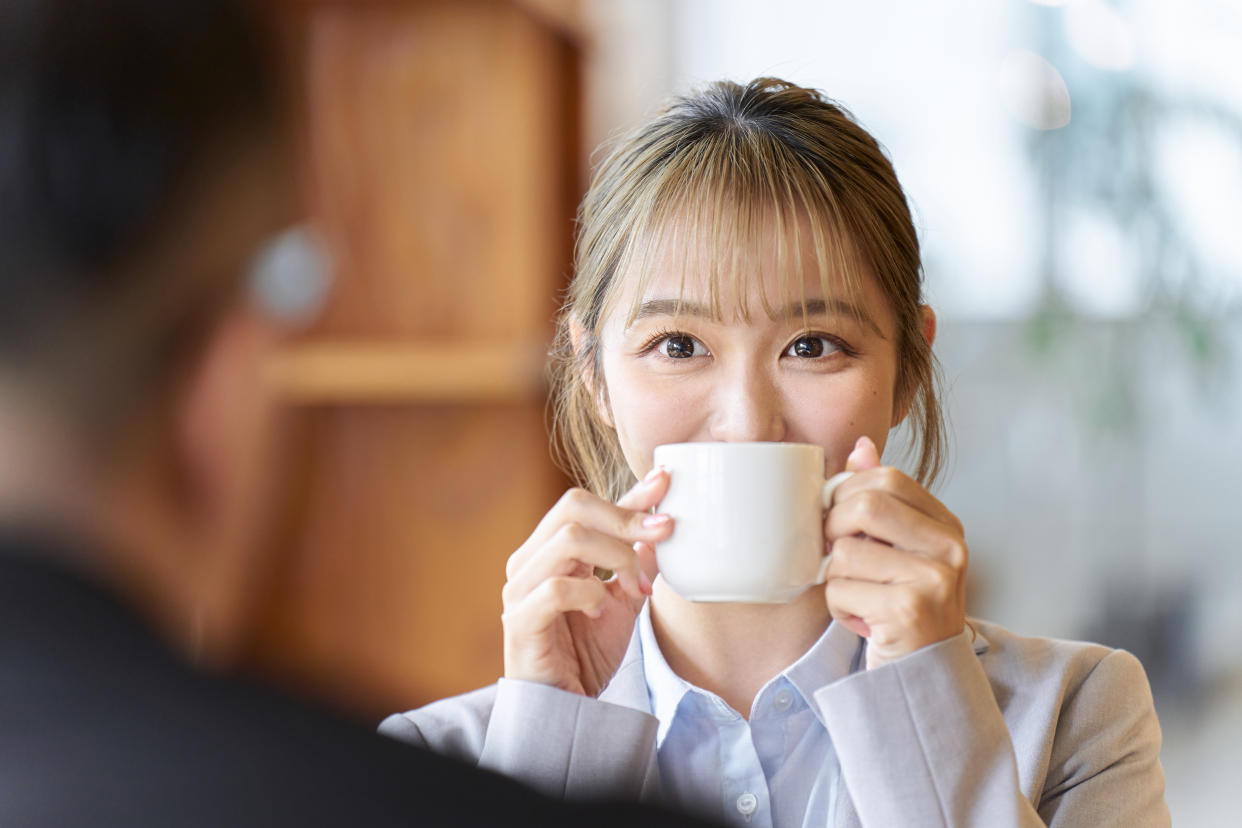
[607,215,892,332]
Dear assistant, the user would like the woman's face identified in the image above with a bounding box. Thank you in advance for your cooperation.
[596,231,904,481]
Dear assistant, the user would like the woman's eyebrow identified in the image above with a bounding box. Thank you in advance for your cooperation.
[630,297,882,335]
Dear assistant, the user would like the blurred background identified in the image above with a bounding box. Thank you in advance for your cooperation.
[249,1,1238,823]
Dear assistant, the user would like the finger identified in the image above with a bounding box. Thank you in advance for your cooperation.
[832,465,960,529]
[616,467,671,511]
[510,479,673,577]
[633,540,658,583]
[596,541,658,600]
[824,577,895,629]
[503,576,609,635]
[826,491,968,567]
[845,435,882,472]
[608,541,660,615]
[505,524,649,605]
[624,541,658,608]
[824,535,947,584]
[825,576,962,653]
[833,612,872,639]
[554,481,672,543]
[592,471,669,586]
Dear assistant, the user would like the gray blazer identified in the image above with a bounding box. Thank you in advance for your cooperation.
[380,619,1169,827]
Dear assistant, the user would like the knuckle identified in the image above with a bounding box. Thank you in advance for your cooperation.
[947,539,969,569]
[855,490,884,522]
[559,487,593,512]
[545,577,575,604]
[504,549,523,580]
[878,466,904,489]
[920,561,957,604]
[625,509,648,535]
[555,521,588,545]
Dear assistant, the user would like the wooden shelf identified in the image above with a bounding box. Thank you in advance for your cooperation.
[268,340,549,403]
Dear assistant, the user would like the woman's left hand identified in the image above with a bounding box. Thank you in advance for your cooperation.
[823,435,968,670]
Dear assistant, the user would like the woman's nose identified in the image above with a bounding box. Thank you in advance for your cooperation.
[706,366,786,443]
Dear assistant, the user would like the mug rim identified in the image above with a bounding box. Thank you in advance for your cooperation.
[653,440,824,455]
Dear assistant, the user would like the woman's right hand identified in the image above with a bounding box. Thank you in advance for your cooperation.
[501,468,672,697]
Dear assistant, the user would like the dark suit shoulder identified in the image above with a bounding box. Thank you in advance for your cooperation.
[0,550,687,827]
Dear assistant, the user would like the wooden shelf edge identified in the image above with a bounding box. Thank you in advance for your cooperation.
[268,340,549,404]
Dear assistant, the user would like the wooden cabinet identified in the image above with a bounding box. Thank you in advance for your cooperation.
[248,0,582,720]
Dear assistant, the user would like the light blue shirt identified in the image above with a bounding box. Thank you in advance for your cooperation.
[637,603,863,828]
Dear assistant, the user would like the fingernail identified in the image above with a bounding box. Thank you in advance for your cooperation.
[642,514,671,529]
[643,467,663,485]
[847,438,868,466]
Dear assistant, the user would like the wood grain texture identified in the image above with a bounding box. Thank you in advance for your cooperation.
[245,0,581,719]
[302,1,569,340]
[253,405,563,716]
[268,340,548,402]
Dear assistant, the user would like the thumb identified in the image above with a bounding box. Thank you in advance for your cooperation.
[845,435,882,472]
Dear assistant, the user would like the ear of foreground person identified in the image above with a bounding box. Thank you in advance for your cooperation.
[0,1,719,825]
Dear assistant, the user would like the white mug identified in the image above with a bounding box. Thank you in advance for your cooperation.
[652,442,853,603]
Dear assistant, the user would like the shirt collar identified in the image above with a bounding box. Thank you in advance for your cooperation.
[637,601,865,742]
[782,617,863,727]
[637,601,701,746]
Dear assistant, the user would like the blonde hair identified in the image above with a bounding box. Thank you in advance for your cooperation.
[551,78,944,501]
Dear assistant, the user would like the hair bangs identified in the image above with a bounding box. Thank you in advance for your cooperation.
[611,133,874,331]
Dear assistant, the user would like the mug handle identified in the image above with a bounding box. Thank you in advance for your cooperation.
[814,471,855,585]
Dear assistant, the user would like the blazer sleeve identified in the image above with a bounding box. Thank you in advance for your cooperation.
[380,679,662,802]
[814,631,1169,828]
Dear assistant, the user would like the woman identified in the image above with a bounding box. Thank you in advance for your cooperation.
[381,78,1169,828]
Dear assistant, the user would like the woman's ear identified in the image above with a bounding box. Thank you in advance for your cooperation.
[569,316,613,429]
[890,305,937,427]
[919,304,937,349]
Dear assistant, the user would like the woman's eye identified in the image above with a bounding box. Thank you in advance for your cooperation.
[785,336,838,358]
[658,334,706,359]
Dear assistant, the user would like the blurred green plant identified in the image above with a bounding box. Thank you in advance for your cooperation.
[1018,2,1239,437]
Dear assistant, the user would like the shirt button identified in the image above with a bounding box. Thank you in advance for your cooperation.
[736,792,758,816]
[773,689,794,711]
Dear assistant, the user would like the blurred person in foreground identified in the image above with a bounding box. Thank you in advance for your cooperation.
[0,2,721,826]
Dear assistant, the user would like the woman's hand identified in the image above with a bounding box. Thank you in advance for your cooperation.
[501,469,673,696]
[824,436,968,670]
